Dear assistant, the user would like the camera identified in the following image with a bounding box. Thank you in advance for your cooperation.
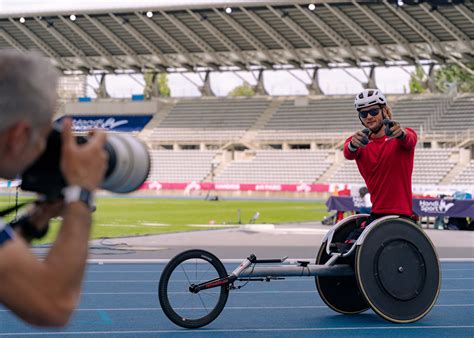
[20,126,150,200]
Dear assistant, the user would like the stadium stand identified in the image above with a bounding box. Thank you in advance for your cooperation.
[389,95,447,133]
[256,97,360,141]
[329,149,458,185]
[453,160,474,185]
[430,94,474,133]
[214,149,331,184]
[148,150,217,182]
[412,149,458,185]
[149,98,270,143]
[63,93,473,187]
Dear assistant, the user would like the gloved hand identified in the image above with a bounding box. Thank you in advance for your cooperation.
[383,119,405,139]
[349,128,370,151]
[361,128,370,145]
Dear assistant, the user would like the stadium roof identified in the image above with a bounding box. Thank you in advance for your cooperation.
[0,0,472,74]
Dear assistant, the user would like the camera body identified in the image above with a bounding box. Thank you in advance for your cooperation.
[20,127,150,200]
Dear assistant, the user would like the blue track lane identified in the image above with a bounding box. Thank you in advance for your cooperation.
[0,262,472,337]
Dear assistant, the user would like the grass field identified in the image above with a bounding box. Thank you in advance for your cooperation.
[0,196,329,243]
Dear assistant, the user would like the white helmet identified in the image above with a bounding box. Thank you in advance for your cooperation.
[354,89,387,111]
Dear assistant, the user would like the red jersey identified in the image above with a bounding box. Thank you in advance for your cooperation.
[343,128,417,216]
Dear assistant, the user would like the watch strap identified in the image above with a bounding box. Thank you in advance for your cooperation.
[63,186,94,209]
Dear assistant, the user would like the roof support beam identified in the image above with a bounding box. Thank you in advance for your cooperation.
[351,1,417,60]
[59,15,119,69]
[109,14,168,67]
[186,9,249,68]
[134,12,195,69]
[8,18,66,68]
[212,8,277,66]
[382,0,445,57]
[240,7,302,65]
[454,4,474,25]
[419,3,472,50]
[83,14,144,68]
[295,4,360,65]
[323,4,390,63]
[34,17,93,69]
[0,29,27,51]
[267,6,330,65]
[159,11,224,67]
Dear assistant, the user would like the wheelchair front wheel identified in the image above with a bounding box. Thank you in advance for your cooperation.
[158,249,229,329]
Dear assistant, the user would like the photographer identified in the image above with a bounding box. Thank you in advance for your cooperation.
[0,50,107,326]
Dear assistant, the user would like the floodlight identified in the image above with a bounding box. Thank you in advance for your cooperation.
[308,3,316,11]
[19,17,25,23]
[146,11,153,18]
[225,7,232,14]
[70,14,76,21]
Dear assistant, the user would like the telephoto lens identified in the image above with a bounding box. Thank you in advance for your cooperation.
[20,126,150,200]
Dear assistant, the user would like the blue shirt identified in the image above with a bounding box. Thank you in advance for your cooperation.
[0,219,14,245]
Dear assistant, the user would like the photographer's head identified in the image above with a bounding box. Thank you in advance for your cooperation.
[0,50,58,179]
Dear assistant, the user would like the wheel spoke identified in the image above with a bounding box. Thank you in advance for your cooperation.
[197,292,209,314]
[196,264,213,284]
[180,263,193,285]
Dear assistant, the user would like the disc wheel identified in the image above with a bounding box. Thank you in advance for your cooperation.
[315,216,369,314]
[158,249,229,328]
[355,219,441,323]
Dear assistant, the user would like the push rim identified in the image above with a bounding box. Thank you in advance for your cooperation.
[315,216,369,314]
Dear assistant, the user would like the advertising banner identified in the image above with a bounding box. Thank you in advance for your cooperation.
[57,115,153,132]
[326,196,474,218]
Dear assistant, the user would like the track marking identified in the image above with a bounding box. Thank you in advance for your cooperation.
[0,325,473,335]
[82,277,474,282]
[0,304,472,313]
[76,289,474,295]
[86,258,474,264]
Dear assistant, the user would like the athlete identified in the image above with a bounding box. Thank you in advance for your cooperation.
[343,89,417,241]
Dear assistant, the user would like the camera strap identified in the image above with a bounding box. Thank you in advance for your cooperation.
[0,201,30,218]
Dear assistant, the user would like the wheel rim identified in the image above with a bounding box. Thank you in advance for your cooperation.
[164,257,224,321]
[355,219,441,323]
[159,250,229,328]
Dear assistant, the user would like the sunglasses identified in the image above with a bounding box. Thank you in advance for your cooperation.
[359,108,381,119]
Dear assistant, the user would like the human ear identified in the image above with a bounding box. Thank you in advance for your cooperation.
[3,122,31,158]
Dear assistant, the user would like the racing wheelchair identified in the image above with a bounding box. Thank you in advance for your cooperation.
[158,214,441,328]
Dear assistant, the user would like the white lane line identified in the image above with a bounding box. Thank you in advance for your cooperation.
[77,289,474,295]
[0,304,472,314]
[86,258,474,264]
[83,277,474,282]
[85,269,474,274]
[1,325,473,335]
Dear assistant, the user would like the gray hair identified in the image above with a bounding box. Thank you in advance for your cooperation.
[0,50,59,131]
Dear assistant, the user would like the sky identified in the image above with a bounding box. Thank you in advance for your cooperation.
[91,64,418,98]
[2,0,418,98]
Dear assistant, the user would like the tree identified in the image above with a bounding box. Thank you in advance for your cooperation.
[434,63,474,93]
[228,81,255,97]
[143,71,171,98]
[408,65,427,94]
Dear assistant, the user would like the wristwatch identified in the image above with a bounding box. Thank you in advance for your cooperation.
[62,186,94,209]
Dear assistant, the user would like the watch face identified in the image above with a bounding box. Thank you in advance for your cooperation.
[79,189,93,207]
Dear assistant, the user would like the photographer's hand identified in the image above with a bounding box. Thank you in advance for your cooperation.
[14,200,64,242]
[60,118,108,191]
